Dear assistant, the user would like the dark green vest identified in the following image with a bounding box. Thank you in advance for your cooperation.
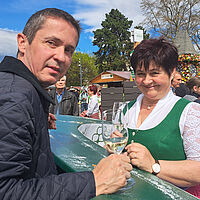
[126,98,191,161]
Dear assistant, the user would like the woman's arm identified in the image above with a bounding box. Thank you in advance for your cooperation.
[126,142,200,187]
[158,159,200,187]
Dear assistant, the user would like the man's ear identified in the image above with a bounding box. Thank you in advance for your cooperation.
[193,85,197,92]
[17,33,28,55]
[170,68,176,82]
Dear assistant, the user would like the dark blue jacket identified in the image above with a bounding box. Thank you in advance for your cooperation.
[0,56,95,200]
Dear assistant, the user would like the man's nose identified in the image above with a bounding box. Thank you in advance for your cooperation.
[54,47,65,62]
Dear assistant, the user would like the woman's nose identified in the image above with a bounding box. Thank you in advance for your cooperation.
[143,74,152,84]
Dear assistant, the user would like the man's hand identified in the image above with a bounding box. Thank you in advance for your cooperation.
[48,113,57,129]
[93,153,132,196]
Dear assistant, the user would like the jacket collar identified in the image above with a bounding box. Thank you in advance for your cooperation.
[0,56,54,104]
[192,92,200,98]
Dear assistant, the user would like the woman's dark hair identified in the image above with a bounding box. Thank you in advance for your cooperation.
[88,85,97,95]
[130,38,178,77]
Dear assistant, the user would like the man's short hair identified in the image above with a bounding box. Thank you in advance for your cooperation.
[23,8,81,44]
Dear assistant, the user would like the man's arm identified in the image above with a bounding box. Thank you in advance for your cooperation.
[0,93,95,200]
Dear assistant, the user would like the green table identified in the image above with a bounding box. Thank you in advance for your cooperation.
[50,115,198,200]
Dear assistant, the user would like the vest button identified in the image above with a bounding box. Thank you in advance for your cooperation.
[132,131,135,136]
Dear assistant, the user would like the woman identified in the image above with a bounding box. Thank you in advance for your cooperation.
[124,38,200,198]
[183,77,200,103]
[80,85,100,119]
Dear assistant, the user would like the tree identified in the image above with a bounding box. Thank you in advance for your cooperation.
[66,52,98,86]
[93,9,133,72]
[140,0,200,50]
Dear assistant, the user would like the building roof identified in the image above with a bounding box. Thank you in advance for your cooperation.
[173,30,197,55]
[89,71,131,84]
[107,71,131,79]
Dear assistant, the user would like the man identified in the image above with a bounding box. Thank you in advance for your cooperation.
[79,87,88,113]
[171,71,182,92]
[49,75,79,116]
[0,8,132,199]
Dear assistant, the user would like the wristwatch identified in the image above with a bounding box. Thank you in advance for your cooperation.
[152,160,160,175]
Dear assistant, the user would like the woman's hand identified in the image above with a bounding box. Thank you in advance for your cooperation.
[125,142,155,173]
[80,110,87,117]
[111,130,123,138]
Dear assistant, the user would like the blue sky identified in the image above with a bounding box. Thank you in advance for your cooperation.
[0,0,145,60]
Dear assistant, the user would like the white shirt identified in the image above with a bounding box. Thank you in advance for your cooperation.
[127,90,200,161]
[86,95,99,116]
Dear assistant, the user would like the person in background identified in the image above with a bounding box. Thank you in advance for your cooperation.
[80,85,100,119]
[174,82,190,97]
[72,88,80,102]
[97,87,102,111]
[183,77,200,103]
[0,8,132,199]
[49,75,79,116]
[113,38,200,198]
[79,87,88,113]
[171,71,182,93]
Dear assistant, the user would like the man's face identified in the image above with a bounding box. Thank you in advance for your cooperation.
[55,77,66,89]
[172,73,182,88]
[18,17,78,88]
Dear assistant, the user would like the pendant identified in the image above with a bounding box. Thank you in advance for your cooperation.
[147,106,151,110]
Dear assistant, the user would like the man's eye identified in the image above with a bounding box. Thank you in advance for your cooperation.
[65,48,74,55]
[47,41,56,46]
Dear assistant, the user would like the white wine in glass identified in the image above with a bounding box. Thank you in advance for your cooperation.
[102,103,135,192]
[102,108,128,154]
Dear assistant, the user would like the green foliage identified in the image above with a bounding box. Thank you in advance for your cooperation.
[93,9,133,72]
[66,52,98,86]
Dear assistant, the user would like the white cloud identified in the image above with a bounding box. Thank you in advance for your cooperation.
[0,29,18,56]
[73,0,144,32]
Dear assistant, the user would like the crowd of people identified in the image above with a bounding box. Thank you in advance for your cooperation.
[48,79,102,119]
[0,7,199,200]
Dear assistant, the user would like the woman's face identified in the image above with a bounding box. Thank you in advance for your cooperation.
[88,88,93,96]
[135,61,174,101]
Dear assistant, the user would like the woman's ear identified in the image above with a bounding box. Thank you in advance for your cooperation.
[17,33,28,56]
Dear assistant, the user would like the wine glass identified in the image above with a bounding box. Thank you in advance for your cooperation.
[102,108,128,154]
[102,102,135,192]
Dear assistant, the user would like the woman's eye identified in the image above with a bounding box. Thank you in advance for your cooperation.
[136,73,145,76]
[151,72,159,76]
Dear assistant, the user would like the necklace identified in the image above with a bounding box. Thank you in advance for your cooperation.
[142,102,157,110]
[142,99,158,110]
